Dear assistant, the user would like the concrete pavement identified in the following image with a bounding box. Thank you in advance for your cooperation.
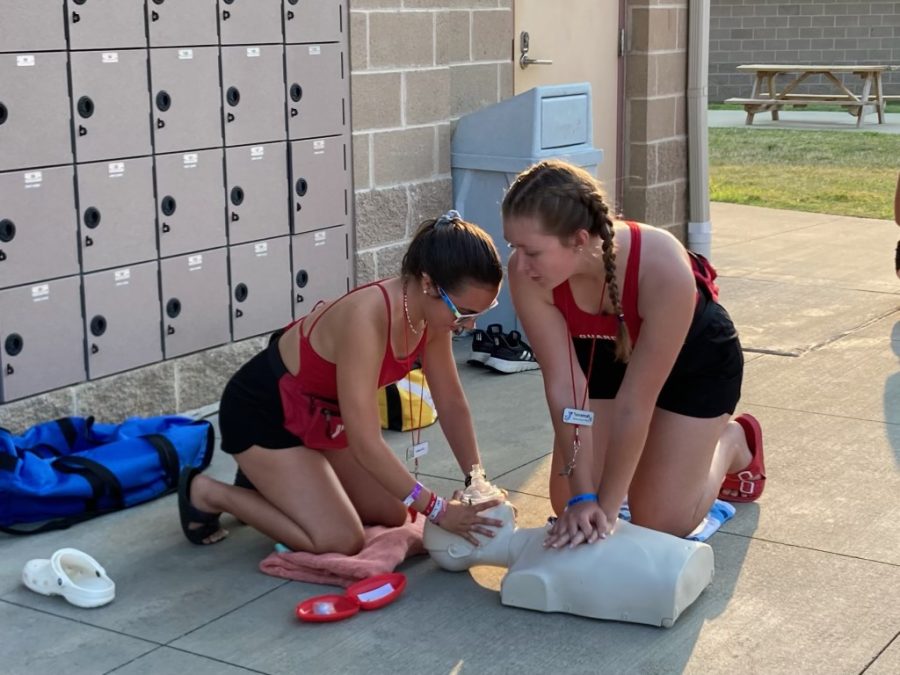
[709,108,900,133]
[1,202,899,674]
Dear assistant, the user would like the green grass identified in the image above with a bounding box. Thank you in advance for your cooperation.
[708,128,900,219]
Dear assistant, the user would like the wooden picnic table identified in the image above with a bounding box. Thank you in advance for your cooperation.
[726,64,900,127]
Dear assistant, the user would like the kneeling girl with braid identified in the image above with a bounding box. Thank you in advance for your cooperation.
[502,160,765,549]
[178,212,505,552]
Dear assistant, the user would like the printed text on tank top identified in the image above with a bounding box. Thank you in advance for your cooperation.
[552,221,644,343]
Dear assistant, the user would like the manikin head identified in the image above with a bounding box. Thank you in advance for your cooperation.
[423,502,519,571]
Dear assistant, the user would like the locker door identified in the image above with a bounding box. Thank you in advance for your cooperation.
[225,143,290,244]
[284,0,344,45]
[229,238,292,340]
[84,262,163,379]
[0,277,86,402]
[286,44,346,140]
[219,0,283,45]
[160,249,231,358]
[289,136,349,234]
[77,157,157,272]
[0,1,67,53]
[156,149,227,258]
[148,0,219,48]
[291,226,349,318]
[71,51,152,163]
[221,45,286,147]
[151,47,223,154]
[0,167,79,289]
[0,53,73,172]
[66,0,147,50]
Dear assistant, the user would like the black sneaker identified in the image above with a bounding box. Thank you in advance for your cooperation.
[467,323,504,366]
[485,330,540,374]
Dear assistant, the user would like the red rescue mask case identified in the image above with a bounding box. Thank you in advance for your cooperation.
[296,573,407,623]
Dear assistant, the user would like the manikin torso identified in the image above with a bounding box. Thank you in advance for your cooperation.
[424,471,714,627]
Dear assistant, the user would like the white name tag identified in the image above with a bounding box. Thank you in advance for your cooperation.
[406,442,429,460]
[562,408,594,426]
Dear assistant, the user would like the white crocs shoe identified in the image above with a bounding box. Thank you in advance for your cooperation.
[22,548,115,608]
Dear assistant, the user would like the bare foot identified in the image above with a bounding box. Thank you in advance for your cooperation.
[188,475,229,544]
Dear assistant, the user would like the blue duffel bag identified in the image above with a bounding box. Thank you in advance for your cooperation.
[0,415,214,534]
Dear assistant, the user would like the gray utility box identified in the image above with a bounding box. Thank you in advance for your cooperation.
[451,82,603,333]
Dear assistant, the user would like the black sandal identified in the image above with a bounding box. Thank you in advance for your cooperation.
[895,240,899,276]
[178,467,223,545]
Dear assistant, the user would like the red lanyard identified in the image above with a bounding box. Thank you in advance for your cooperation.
[561,279,605,475]
[403,313,427,474]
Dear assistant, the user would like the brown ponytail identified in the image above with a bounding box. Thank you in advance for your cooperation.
[502,160,632,361]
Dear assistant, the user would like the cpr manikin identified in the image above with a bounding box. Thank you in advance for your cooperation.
[424,467,715,628]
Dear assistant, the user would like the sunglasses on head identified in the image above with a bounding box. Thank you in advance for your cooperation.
[437,287,499,326]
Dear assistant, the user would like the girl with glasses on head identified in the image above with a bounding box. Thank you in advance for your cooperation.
[178,211,506,554]
[502,160,765,550]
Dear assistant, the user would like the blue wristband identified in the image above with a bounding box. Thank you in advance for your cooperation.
[566,493,598,508]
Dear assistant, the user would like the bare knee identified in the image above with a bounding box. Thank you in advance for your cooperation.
[297,523,365,556]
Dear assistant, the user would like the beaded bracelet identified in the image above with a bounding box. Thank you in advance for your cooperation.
[403,481,423,507]
[566,492,598,509]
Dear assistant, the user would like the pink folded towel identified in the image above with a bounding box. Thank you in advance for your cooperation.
[259,515,426,587]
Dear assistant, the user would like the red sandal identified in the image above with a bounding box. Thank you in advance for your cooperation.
[719,413,766,503]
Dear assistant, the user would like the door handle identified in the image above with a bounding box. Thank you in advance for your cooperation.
[519,31,553,70]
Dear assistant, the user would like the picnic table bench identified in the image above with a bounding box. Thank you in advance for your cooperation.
[726,64,900,127]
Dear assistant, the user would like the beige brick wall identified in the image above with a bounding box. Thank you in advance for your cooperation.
[349,1,514,283]
[623,0,690,239]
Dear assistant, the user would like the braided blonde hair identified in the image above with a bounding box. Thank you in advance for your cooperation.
[502,160,632,361]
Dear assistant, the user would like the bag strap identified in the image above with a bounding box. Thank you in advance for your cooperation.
[0,456,124,536]
[53,456,125,512]
[55,417,80,449]
[142,433,181,490]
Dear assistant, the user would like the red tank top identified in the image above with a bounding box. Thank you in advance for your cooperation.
[285,281,427,400]
[551,221,643,343]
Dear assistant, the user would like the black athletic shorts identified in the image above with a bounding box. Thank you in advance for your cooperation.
[573,292,743,418]
[218,330,303,455]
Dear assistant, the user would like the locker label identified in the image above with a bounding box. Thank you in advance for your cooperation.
[178,49,194,60]
[308,46,321,56]
[314,231,327,247]
[183,153,199,169]
[16,55,35,67]
[188,254,203,271]
[251,146,265,160]
[114,269,131,286]
[24,172,43,189]
[102,52,120,64]
[108,162,125,178]
[31,284,50,302]
[254,242,269,256]
[247,47,261,58]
